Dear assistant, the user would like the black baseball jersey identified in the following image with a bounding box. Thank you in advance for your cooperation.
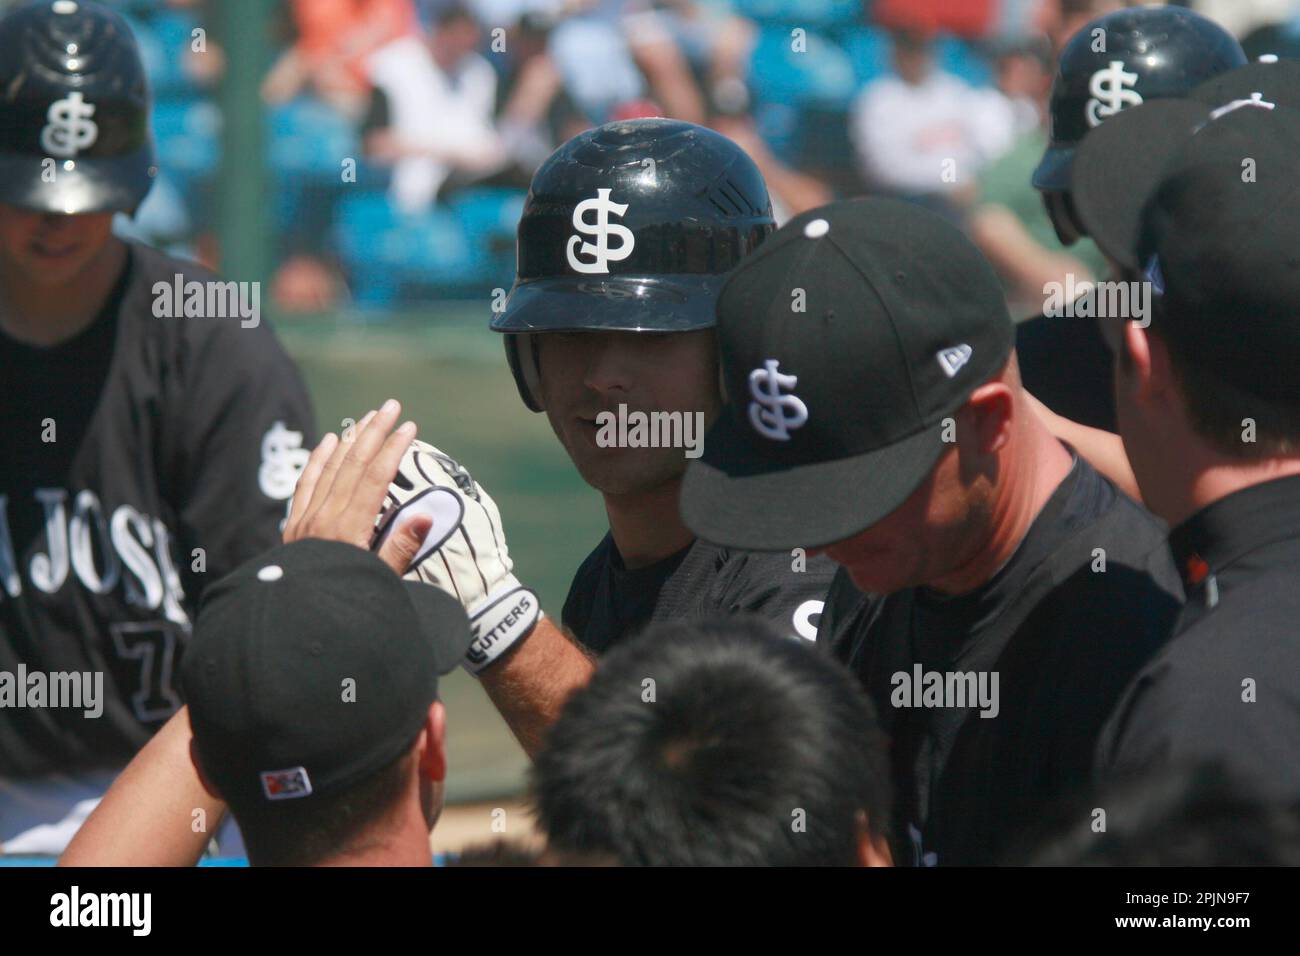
[1097,474,1300,804]
[1016,312,1117,432]
[0,241,316,777]
[562,533,835,655]
[817,454,1182,865]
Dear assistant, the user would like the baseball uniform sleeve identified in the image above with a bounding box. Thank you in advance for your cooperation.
[171,319,316,600]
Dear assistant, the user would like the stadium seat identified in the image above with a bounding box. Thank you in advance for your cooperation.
[268,98,361,180]
[841,27,994,89]
[334,192,500,306]
[840,24,893,87]
[447,187,526,291]
[747,24,857,109]
[937,35,994,88]
[151,97,220,180]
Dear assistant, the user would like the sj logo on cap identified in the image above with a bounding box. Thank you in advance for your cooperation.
[749,360,808,441]
[566,188,635,275]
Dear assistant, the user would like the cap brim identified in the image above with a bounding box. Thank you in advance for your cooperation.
[0,146,157,215]
[1190,58,1300,112]
[1072,99,1212,271]
[681,415,949,552]
[1031,144,1073,192]
[401,580,474,676]
[490,273,722,333]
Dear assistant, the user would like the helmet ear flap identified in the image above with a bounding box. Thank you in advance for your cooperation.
[1043,190,1084,246]
[505,333,544,412]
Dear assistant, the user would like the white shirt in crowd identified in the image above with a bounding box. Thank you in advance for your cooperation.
[850,69,1026,197]
[367,34,505,213]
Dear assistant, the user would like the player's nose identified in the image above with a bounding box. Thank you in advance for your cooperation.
[582,336,636,399]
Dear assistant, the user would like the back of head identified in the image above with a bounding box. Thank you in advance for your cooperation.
[181,540,472,866]
[1020,763,1300,866]
[532,617,891,866]
[231,748,418,867]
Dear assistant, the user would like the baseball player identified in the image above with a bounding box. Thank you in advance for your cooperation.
[0,0,314,854]
[61,120,836,865]
[1059,76,1300,804]
[1016,4,1245,432]
[676,197,1183,865]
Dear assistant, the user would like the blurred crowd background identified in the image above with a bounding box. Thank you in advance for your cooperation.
[38,0,1300,316]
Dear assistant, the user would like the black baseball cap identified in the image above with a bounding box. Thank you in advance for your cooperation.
[1074,59,1300,271]
[1071,88,1300,404]
[1189,57,1300,113]
[680,198,1014,551]
[180,539,472,812]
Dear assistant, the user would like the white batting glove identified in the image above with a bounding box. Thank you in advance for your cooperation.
[371,440,541,674]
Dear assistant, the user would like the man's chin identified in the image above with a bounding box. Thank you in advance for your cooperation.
[843,562,906,595]
[570,448,685,497]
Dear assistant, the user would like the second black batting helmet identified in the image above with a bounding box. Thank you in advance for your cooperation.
[1033,5,1245,197]
[490,118,774,411]
[0,0,156,215]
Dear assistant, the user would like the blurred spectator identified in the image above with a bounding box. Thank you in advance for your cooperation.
[363,2,508,212]
[508,1,729,133]
[708,80,832,222]
[263,0,418,117]
[272,254,348,313]
[969,35,1107,314]
[1038,0,1123,55]
[625,0,756,112]
[849,29,1026,211]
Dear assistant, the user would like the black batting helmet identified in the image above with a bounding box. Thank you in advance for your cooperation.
[0,0,156,215]
[490,118,774,412]
[1033,5,1244,243]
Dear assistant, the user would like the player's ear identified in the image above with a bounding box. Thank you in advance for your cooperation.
[189,738,224,803]
[964,380,1014,455]
[1122,321,1168,403]
[418,701,448,783]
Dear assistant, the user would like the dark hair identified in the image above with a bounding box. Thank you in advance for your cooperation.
[532,617,891,866]
[1017,763,1300,866]
[448,839,545,867]
[1141,302,1300,459]
[229,745,415,867]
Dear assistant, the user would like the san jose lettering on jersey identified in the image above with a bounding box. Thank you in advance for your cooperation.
[0,489,189,626]
[0,240,316,778]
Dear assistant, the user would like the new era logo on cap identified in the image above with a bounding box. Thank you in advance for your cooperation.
[261,766,313,801]
[937,345,973,378]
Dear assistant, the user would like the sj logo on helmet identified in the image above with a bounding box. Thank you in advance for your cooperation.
[40,91,99,158]
[566,188,635,274]
[1085,61,1142,127]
